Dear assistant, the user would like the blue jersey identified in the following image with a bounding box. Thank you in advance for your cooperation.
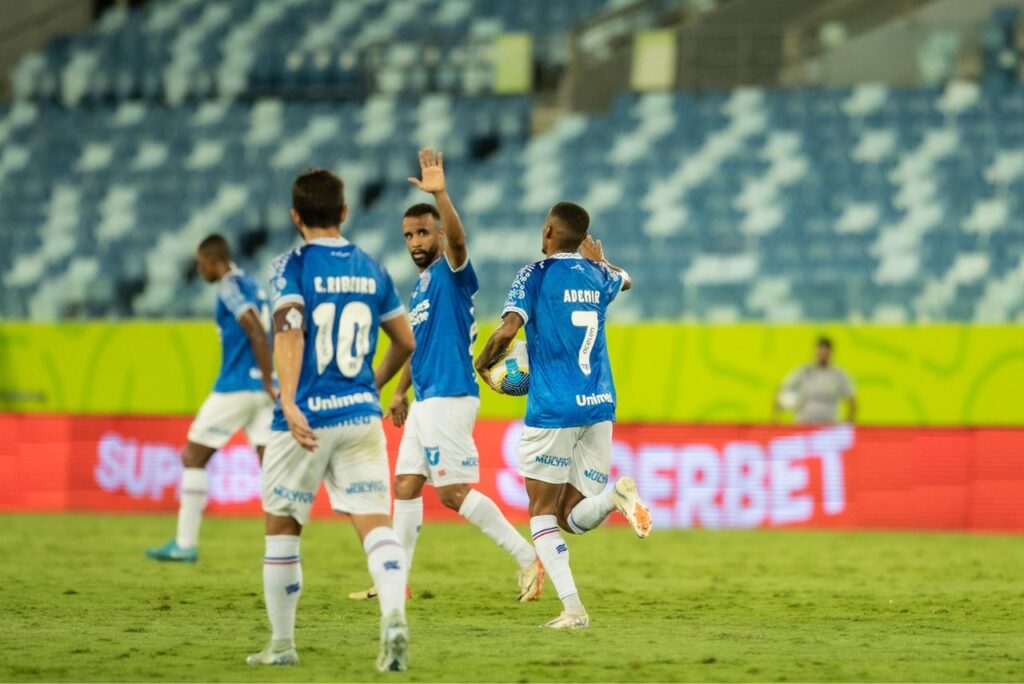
[213,267,271,393]
[408,255,479,400]
[501,253,625,428]
[268,237,404,431]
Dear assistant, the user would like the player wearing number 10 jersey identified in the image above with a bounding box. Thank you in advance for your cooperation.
[248,169,416,672]
[475,202,652,630]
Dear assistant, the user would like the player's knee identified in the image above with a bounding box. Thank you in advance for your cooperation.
[437,484,469,511]
[394,475,425,500]
[181,442,215,469]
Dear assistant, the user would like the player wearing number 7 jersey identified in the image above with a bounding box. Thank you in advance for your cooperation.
[475,202,652,630]
[248,169,416,672]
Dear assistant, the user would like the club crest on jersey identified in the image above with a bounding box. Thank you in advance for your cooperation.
[418,270,432,291]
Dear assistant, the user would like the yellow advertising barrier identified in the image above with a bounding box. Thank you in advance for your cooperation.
[0,322,1020,425]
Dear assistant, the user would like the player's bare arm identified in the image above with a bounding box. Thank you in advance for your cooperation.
[580,235,632,291]
[407,147,468,269]
[385,362,413,428]
[474,311,524,390]
[375,314,416,393]
[239,309,277,402]
[273,304,317,451]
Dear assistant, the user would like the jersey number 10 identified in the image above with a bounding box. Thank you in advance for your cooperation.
[312,302,372,377]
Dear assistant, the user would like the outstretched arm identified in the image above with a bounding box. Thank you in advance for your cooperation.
[580,235,631,291]
[474,312,524,390]
[408,147,468,270]
[239,309,276,402]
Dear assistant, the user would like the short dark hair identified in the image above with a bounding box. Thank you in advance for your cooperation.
[817,336,833,348]
[197,234,230,261]
[549,201,590,242]
[403,203,440,221]
[292,168,345,228]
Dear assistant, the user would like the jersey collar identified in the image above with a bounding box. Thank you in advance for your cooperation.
[549,252,582,260]
[309,237,350,247]
[220,262,243,281]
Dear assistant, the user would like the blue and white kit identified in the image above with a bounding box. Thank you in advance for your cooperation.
[187,266,274,449]
[396,255,482,487]
[501,252,626,495]
[261,237,405,523]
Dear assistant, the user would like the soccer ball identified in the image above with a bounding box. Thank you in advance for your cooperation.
[485,339,530,396]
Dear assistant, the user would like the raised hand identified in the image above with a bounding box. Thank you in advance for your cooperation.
[407,147,446,194]
[579,234,605,263]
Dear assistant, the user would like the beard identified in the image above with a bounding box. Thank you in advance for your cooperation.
[411,247,438,267]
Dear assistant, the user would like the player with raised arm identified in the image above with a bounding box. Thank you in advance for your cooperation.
[146,234,275,563]
[246,169,416,671]
[349,149,543,604]
[474,202,651,630]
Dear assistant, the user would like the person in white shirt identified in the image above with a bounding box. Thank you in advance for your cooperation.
[774,337,856,425]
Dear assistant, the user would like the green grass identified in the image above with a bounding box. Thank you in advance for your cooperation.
[1,513,1022,682]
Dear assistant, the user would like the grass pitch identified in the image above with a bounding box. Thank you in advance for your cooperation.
[1,513,1022,682]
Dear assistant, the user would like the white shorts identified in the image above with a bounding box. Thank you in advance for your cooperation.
[261,416,390,525]
[518,421,612,497]
[187,391,274,449]
[395,396,480,487]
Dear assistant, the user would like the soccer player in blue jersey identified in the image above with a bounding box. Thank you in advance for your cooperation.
[475,202,652,630]
[247,169,416,672]
[146,234,275,563]
[349,148,542,604]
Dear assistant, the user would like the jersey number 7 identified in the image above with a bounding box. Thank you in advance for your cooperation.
[571,310,598,376]
[312,301,372,377]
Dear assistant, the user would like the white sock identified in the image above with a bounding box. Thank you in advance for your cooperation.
[566,490,615,534]
[393,497,423,572]
[460,490,536,569]
[263,535,301,642]
[364,526,408,618]
[530,515,583,612]
[175,468,207,549]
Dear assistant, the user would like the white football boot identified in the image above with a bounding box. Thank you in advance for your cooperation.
[611,476,652,538]
[376,610,409,672]
[246,639,299,666]
[542,611,590,630]
[517,557,546,603]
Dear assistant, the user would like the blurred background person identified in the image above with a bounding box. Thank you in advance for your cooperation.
[774,337,856,425]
